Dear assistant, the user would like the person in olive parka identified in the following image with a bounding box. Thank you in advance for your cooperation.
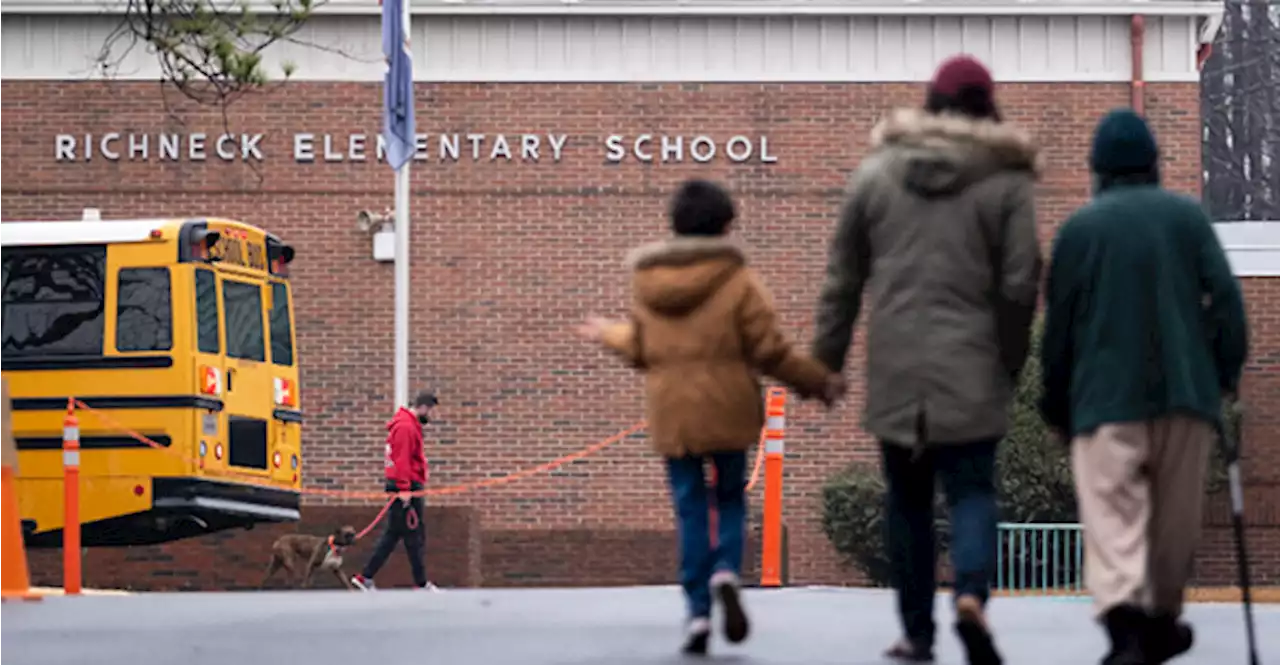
[1039,108,1249,665]
[811,55,1043,665]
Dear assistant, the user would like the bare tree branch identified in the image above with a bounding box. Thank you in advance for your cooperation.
[94,0,334,110]
[1202,0,1280,220]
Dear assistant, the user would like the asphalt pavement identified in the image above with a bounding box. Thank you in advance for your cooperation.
[4,586,1277,664]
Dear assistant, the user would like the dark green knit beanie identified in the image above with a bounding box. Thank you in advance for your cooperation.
[1089,108,1159,175]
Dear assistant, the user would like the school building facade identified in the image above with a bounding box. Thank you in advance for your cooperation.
[3,0,1276,590]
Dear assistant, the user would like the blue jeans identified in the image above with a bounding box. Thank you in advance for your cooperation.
[666,452,748,619]
[881,439,999,649]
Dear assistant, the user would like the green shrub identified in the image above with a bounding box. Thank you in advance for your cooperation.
[1206,400,1239,495]
[820,469,893,586]
[994,320,1077,524]
[820,469,951,587]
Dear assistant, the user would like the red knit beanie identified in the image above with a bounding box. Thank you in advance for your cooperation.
[929,55,994,97]
[926,55,999,120]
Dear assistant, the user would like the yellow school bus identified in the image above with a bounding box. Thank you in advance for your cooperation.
[1,217,302,547]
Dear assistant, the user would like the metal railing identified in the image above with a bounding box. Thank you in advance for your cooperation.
[995,522,1085,594]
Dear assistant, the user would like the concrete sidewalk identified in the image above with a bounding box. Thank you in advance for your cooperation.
[4,586,1277,664]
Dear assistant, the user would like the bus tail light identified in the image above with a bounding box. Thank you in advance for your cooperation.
[272,451,283,468]
[190,228,220,262]
[267,240,295,278]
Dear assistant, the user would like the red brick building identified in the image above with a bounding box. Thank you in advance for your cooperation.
[3,0,1274,591]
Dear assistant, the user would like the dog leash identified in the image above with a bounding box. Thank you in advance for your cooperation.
[354,495,421,541]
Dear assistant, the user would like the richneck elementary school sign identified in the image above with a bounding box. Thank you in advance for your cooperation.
[52,132,779,165]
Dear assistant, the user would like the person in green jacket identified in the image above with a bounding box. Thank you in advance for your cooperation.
[1039,108,1249,665]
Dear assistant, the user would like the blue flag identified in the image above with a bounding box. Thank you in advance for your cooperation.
[382,0,415,170]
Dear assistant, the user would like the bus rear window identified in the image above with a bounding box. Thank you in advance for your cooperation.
[269,282,294,366]
[116,268,172,352]
[1,245,107,357]
[222,280,265,362]
[195,269,220,354]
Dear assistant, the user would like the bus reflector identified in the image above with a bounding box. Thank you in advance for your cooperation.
[273,378,295,408]
[200,366,222,395]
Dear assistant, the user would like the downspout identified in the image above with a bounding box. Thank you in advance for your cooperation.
[1130,14,1146,115]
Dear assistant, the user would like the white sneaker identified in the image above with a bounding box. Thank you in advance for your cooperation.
[681,616,711,655]
[421,581,441,592]
[351,575,376,591]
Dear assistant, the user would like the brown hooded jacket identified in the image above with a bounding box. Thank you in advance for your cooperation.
[600,236,831,458]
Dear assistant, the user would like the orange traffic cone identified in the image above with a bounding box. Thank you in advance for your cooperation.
[1,464,39,601]
[1,374,37,602]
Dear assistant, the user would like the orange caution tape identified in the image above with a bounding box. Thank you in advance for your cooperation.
[746,427,767,492]
[70,399,778,538]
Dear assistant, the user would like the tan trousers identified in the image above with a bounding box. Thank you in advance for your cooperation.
[1071,414,1213,619]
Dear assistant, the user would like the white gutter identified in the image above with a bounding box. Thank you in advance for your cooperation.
[0,0,1228,17]
[1199,10,1226,44]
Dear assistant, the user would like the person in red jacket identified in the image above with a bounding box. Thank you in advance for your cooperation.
[352,390,438,591]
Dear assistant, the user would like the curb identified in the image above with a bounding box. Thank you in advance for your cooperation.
[989,587,1280,603]
[29,586,132,596]
[1185,587,1280,604]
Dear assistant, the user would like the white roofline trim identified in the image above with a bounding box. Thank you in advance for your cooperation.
[3,71,1203,84]
[1213,222,1280,278]
[412,71,1205,84]
[0,220,174,247]
[0,0,1227,17]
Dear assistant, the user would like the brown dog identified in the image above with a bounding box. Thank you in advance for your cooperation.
[261,526,358,589]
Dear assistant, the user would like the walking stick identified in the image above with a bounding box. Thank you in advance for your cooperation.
[1217,398,1261,665]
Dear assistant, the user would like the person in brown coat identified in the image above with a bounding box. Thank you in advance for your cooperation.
[578,179,844,656]
[810,55,1043,665]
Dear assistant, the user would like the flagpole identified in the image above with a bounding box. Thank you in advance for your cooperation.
[392,0,412,409]
[394,160,410,409]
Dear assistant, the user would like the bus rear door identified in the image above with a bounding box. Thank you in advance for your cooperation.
[219,274,273,479]
[205,225,275,481]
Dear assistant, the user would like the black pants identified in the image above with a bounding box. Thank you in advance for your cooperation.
[360,496,427,586]
[882,439,999,649]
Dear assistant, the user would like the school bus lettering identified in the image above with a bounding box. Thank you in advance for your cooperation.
[209,233,268,271]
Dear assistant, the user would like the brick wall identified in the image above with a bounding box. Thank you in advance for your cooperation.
[4,79,1274,590]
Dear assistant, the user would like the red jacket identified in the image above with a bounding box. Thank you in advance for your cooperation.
[384,407,428,492]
